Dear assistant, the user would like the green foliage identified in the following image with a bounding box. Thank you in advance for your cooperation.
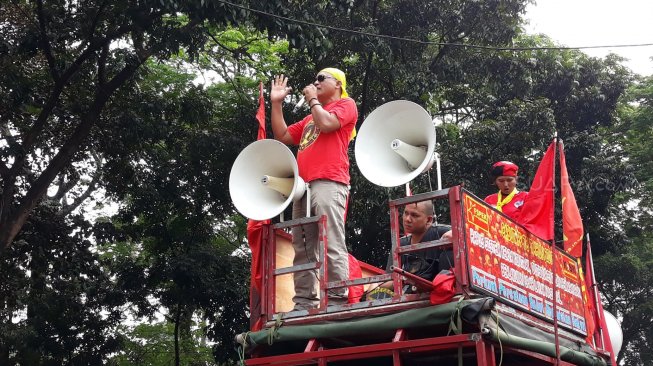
[619,75,653,208]
[599,74,653,365]
[0,203,122,364]
[594,237,653,366]
[339,28,633,267]
[0,0,337,250]
[109,322,216,366]
[2,0,650,364]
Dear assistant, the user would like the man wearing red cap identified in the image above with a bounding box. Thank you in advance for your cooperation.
[270,68,358,310]
[484,161,529,221]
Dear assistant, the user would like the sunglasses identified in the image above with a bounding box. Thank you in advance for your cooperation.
[315,74,335,83]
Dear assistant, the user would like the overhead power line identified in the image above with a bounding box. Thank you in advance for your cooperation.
[216,0,653,52]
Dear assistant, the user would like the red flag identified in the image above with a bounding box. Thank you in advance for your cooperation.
[256,82,266,140]
[347,254,365,303]
[586,241,617,366]
[519,141,556,240]
[559,142,583,257]
[247,82,268,330]
[578,258,597,348]
[246,219,268,331]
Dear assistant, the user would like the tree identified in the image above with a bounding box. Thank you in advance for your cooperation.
[109,322,216,366]
[295,10,634,266]
[599,74,653,365]
[292,0,533,265]
[2,0,645,363]
[0,202,123,364]
[0,0,341,251]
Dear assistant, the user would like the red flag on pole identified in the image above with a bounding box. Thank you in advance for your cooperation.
[559,142,584,257]
[246,219,267,331]
[519,141,556,240]
[586,239,617,366]
[256,82,266,140]
[247,81,269,330]
[578,258,597,348]
[347,254,364,303]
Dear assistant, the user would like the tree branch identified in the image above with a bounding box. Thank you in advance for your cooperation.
[15,24,140,177]
[60,155,103,216]
[87,0,109,43]
[360,50,374,121]
[36,0,59,81]
[0,47,151,251]
[98,43,109,86]
[212,58,249,106]
[1,16,203,252]
[0,163,8,180]
[52,174,69,201]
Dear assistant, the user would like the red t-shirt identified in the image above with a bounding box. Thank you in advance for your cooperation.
[484,191,529,222]
[287,98,358,185]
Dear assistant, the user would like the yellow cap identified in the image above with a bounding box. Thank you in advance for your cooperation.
[319,67,356,141]
[319,67,349,98]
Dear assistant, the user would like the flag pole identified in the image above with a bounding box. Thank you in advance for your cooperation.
[586,233,603,349]
[587,233,618,365]
[550,134,561,365]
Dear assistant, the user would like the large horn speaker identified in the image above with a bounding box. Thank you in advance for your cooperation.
[229,139,306,220]
[603,310,623,357]
[355,100,436,187]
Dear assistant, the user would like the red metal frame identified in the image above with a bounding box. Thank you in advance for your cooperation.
[258,188,462,326]
[263,215,327,321]
[246,330,586,366]
[249,185,609,365]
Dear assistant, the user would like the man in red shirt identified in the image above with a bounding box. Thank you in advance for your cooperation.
[270,68,358,310]
[484,161,529,222]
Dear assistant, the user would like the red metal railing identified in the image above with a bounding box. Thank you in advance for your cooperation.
[258,186,464,327]
[248,185,611,366]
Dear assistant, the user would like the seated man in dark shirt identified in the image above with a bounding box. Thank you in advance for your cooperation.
[380,200,453,292]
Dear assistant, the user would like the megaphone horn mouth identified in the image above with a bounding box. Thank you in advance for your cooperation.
[391,139,428,169]
[261,175,295,197]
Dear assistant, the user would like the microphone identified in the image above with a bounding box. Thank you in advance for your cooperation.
[293,95,306,112]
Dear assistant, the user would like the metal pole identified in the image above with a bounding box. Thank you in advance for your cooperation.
[550,136,561,366]
[306,183,311,218]
[389,199,402,296]
[435,152,442,190]
[587,233,605,349]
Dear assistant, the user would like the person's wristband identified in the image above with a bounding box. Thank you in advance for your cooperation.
[310,102,322,110]
[309,97,319,103]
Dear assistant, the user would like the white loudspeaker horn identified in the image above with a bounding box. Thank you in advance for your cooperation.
[603,310,623,357]
[355,100,437,187]
[229,139,306,220]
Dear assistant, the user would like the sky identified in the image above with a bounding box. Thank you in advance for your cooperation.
[524,0,653,76]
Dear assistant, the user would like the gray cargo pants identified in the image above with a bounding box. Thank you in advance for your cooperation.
[291,179,350,309]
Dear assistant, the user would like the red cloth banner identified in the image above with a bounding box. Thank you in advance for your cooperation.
[430,270,455,305]
[578,259,597,348]
[519,141,556,241]
[247,82,268,330]
[246,219,268,331]
[347,254,364,303]
[559,143,584,258]
[256,82,266,140]
[586,242,617,366]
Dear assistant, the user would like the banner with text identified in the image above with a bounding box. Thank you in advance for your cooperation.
[463,192,587,335]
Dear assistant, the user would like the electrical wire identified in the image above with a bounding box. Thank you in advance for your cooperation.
[215,0,653,52]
